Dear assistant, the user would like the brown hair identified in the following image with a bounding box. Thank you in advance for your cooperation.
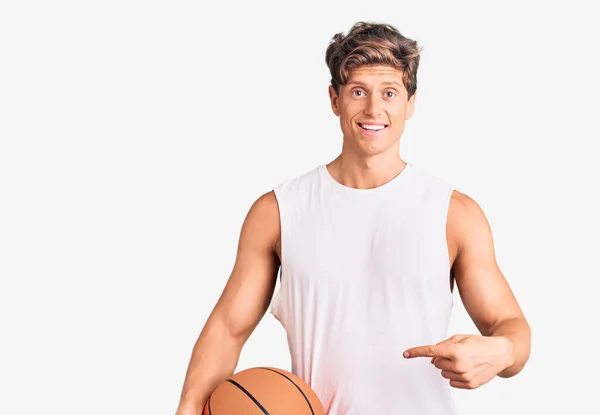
[325,21,422,100]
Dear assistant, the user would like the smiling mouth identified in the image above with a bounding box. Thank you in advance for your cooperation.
[358,123,388,132]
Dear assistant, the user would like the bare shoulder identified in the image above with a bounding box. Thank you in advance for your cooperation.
[447,189,493,256]
[448,189,487,223]
[241,190,281,254]
[247,190,280,222]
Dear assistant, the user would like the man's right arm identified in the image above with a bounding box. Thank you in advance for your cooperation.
[175,190,281,415]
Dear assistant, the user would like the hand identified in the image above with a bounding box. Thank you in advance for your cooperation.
[403,334,514,390]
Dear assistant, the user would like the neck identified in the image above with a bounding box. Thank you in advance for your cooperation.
[327,150,407,190]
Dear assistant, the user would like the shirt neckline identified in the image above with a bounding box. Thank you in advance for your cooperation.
[319,162,413,194]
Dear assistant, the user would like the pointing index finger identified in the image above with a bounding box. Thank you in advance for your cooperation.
[404,345,440,359]
[405,341,456,359]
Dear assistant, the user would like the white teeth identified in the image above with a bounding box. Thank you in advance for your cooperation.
[361,124,386,130]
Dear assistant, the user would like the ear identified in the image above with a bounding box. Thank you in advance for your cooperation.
[405,90,417,120]
[328,85,340,116]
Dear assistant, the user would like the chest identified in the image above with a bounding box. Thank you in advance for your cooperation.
[274,201,459,293]
[280,205,457,283]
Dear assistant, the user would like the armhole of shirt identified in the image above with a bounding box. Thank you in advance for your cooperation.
[443,185,455,297]
[270,185,287,323]
[273,186,286,279]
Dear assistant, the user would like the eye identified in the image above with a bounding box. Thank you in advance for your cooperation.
[385,91,396,98]
[352,90,365,97]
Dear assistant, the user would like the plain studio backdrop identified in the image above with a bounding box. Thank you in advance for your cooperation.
[1,1,599,414]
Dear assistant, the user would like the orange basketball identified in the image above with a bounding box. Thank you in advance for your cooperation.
[202,367,326,415]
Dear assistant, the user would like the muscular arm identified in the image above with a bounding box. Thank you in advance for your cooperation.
[449,190,531,378]
[176,191,281,414]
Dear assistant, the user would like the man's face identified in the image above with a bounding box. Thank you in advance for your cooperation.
[328,65,416,156]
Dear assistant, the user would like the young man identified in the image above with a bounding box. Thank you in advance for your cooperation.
[175,21,531,415]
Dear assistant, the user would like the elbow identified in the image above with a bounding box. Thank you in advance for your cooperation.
[498,361,527,378]
[497,321,532,378]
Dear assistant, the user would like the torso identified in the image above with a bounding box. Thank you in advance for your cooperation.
[269,162,460,414]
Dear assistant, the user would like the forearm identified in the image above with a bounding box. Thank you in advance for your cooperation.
[490,316,531,378]
[177,322,243,414]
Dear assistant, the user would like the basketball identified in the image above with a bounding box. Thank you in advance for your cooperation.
[202,366,326,415]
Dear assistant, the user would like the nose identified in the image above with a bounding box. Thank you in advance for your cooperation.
[365,95,384,116]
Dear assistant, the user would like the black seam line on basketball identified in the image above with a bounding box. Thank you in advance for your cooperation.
[258,368,315,415]
[208,396,212,415]
[226,379,270,415]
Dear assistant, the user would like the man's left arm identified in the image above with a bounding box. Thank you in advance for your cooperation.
[448,190,531,377]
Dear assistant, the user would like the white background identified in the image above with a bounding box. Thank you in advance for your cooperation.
[1,1,599,414]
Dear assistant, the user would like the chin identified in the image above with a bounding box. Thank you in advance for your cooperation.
[358,143,387,156]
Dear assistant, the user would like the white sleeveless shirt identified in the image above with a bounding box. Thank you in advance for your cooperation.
[270,162,458,415]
